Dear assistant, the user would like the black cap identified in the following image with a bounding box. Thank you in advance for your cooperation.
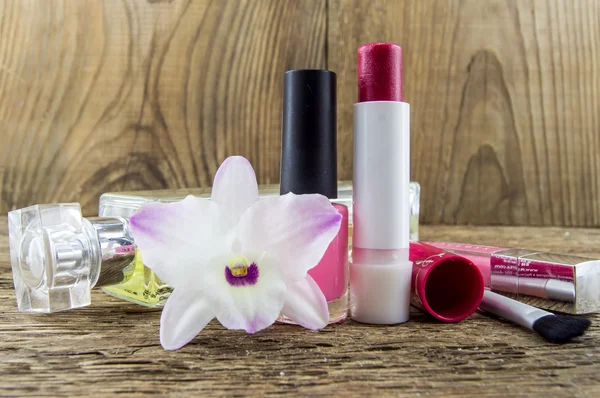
[280,69,337,199]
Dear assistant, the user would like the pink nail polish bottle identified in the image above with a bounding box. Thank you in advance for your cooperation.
[279,69,349,323]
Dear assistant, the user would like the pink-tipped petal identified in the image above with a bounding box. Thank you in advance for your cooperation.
[129,196,233,289]
[237,194,342,282]
[160,288,215,350]
[208,253,286,333]
[281,275,329,330]
[211,156,259,224]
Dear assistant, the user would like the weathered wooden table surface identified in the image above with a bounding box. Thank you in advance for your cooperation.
[1,224,599,397]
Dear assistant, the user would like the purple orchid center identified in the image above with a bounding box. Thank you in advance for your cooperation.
[225,257,259,287]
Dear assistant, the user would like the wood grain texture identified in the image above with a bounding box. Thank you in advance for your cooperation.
[1,0,599,226]
[329,0,600,226]
[1,223,599,396]
[0,0,326,216]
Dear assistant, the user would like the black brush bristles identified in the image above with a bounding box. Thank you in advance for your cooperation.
[532,314,591,344]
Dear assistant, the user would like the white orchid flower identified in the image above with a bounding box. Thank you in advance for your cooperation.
[129,156,342,350]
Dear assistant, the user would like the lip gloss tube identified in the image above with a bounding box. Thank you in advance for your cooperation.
[350,43,413,324]
[427,242,600,314]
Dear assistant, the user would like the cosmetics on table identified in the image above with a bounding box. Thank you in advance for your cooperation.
[11,180,415,313]
[409,242,484,322]
[350,43,413,324]
[8,43,421,317]
[279,69,348,323]
[429,242,600,314]
[7,180,420,313]
[8,202,590,345]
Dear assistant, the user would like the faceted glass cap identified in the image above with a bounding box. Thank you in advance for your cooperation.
[8,203,99,313]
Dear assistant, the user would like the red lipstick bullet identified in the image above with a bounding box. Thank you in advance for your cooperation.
[358,42,403,102]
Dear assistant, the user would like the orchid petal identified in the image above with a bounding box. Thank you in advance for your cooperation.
[205,252,286,333]
[281,275,329,330]
[129,196,233,289]
[211,156,259,224]
[160,288,215,350]
[237,194,342,282]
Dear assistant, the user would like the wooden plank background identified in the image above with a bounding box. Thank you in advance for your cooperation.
[0,0,599,226]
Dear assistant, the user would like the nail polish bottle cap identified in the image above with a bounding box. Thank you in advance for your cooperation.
[281,69,337,199]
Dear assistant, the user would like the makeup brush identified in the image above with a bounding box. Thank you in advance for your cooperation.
[480,290,591,344]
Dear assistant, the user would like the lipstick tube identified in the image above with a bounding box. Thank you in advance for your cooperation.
[350,43,412,324]
[409,242,484,322]
[428,242,600,314]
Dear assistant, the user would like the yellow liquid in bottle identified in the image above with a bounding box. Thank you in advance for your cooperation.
[101,250,172,307]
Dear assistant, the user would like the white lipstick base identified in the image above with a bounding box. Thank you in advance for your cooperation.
[350,248,412,324]
[353,101,410,249]
[351,100,411,324]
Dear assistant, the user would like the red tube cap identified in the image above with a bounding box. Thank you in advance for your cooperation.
[411,242,485,322]
[357,42,403,102]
